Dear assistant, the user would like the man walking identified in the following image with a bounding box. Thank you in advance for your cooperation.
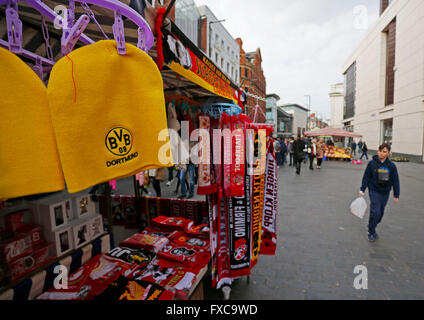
[281,137,288,167]
[360,141,369,161]
[351,140,357,158]
[293,136,306,175]
[288,137,295,166]
[359,143,400,242]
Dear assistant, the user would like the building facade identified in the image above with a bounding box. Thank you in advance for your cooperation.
[174,0,200,45]
[342,0,424,161]
[329,83,345,129]
[280,104,309,136]
[266,94,293,135]
[197,5,240,85]
[237,38,267,123]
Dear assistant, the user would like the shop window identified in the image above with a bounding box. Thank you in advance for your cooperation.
[344,61,356,119]
[381,118,393,146]
[384,19,396,106]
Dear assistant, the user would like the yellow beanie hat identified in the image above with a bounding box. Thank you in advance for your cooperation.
[47,40,173,193]
[0,47,65,200]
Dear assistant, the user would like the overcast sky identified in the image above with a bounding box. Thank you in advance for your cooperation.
[194,0,379,119]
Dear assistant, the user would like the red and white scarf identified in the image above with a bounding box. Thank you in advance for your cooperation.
[260,138,278,256]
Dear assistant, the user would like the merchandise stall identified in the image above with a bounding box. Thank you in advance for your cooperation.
[304,127,363,161]
[0,0,279,301]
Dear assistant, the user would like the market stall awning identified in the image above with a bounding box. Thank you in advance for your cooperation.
[304,127,362,138]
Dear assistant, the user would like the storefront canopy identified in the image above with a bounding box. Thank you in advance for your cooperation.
[304,127,363,138]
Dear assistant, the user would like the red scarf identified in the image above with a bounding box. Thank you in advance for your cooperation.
[260,138,278,256]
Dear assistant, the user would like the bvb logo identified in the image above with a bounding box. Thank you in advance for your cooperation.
[105,127,133,156]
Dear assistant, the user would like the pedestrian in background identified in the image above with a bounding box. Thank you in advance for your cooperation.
[179,161,196,199]
[360,141,369,161]
[293,136,306,175]
[351,140,357,158]
[280,137,288,167]
[308,139,317,170]
[288,137,295,166]
[358,139,363,154]
[274,137,282,168]
[149,168,165,198]
[316,138,325,169]
[359,143,400,242]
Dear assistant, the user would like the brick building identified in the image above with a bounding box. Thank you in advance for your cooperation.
[236,38,267,123]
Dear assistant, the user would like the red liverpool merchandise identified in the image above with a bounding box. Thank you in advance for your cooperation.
[119,233,169,253]
[230,114,249,197]
[228,174,252,278]
[260,138,279,256]
[151,216,193,232]
[169,231,210,251]
[197,114,217,195]
[184,224,210,239]
[94,276,175,300]
[207,194,219,288]
[221,114,232,195]
[216,197,232,289]
[133,257,198,300]
[157,241,210,272]
[184,200,199,223]
[142,226,178,239]
[3,210,26,232]
[170,198,184,218]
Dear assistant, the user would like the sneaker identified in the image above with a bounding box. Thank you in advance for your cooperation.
[367,233,376,242]
[187,194,194,199]
[178,195,186,199]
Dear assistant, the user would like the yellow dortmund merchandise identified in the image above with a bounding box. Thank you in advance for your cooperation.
[48,40,173,193]
[0,47,65,200]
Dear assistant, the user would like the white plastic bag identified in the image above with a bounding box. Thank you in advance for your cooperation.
[350,197,367,219]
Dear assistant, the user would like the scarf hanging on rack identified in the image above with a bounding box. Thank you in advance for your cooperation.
[228,172,252,278]
[207,194,219,288]
[260,137,278,256]
[197,114,217,195]
[247,124,267,268]
[230,114,250,197]
[221,113,232,195]
[216,196,232,289]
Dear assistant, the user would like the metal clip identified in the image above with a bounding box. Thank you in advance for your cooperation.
[113,10,126,55]
[6,0,22,53]
[61,14,90,55]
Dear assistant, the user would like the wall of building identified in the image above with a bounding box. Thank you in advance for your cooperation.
[266,95,279,129]
[175,0,200,46]
[198,5,240,85]
[281,106,308,136]
[329,83,345,128]
[342,0,424,159]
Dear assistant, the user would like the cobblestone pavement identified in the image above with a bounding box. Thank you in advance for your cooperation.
[114,161,424,300]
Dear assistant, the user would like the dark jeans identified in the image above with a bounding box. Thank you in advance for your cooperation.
[351,148,357,157]
[289,153,294,166]
[181,164,196,197]
[368,190,390,235]
[309,155,315,169]
[168,166,174,182]
[317,158,323,167]
[360,152,369,160]
[152,179,161,198]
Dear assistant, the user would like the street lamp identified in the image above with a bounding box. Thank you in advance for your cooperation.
[208,19,226,60]
[304,95,311,131]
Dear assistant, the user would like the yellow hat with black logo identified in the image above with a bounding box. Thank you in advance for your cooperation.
[47,40,173,193]
[0,47,65,200]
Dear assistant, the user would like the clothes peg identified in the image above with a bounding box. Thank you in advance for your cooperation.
[62,14,90,56]
[113,10,126,55]
[6,0,22,54]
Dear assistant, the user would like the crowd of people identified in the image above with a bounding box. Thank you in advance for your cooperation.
[274,135,327,175]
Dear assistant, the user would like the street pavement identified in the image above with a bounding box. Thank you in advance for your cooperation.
[205,158,424,300]
[114,160,424,300]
